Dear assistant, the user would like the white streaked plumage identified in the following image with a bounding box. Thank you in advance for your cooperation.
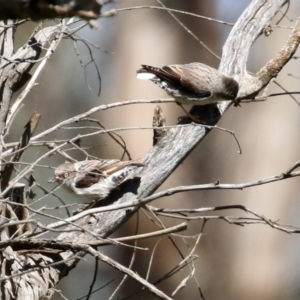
[50,159,145,200]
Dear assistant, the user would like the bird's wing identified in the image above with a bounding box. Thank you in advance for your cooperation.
[95,159,144,175]
[75,170,102,188]
[137,64,212,97]
[137,65,175,83]
[74,159,144,188]
[162,65,212,97]
[74,160,108,188]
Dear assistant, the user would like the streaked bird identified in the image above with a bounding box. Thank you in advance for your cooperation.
[50,159,145,200]
[137,63,239,120]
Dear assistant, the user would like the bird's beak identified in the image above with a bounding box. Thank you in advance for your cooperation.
[48,176,61,183]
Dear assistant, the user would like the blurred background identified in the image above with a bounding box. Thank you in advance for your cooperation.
[12,0,300,299]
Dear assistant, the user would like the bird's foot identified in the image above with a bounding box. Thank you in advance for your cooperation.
[233,99,242,107]
[178,113,205,124]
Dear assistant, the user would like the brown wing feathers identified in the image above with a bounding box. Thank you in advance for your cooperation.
[139,65,181,84]
[75,160,144,188]
[100,161,144,175]
[75,170,102,188]
[139,64,212,97]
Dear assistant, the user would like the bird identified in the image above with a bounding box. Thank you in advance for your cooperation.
[50,159,145,200]
[136,63,239,121]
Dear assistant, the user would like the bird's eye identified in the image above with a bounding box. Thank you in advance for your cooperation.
[64,172,69,178]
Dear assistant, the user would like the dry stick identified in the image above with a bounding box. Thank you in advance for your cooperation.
[0,20,26,28]
[32,181,72,217]
[171,231,203,296]
[156,0,220,60]
[122,238,163,300]
[30,167,300,234]
[140,170,300,203]
[69,140,90,158]
[273,80,300,106]
[0,238,171,300]
[1,198,119,245]
[144,206,204,295]
[59,123,241,149]
[53,289,69,300]
[144,206,202,293]
[83,47,102,96]
[82,118,132,160]
[1,99,175,158]
[86,256,98,300]
[30,99,174,140]
[149,256,199,291]
[173,263,195,297]
[77,280,114,300]
[126,256,190,299]
[283,159,300,175]
[5,24,64,129]
[0,21,14,197]
[60,123,241,153]
[117,6,234,26]
[0,142,69,197]
[142,206,166,229]
[0,28,15,240]
[154,213,277,232]
[46,142,78,162]
[1,111,41,190]
[108,213,140,300]
[139,230,205,299]
[2,122,242,159]
[107,250,136,300]
[0,219,37,230]
[85,246,173,300]
[0,23,19,136]
[146,238,161,282]
[0,254,84,283]
[155,212,261,222]
[1,111,40,237]
[196,216,300,234]
[149,205,300,234]
[0,223,187,249]
[244,91,300,103]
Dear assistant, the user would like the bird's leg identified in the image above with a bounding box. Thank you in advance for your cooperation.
[177,103,204,124]
[82,199,99,211]
[233,99,242,107]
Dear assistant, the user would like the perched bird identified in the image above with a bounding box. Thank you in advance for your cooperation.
[50,159,145,200]
[137,63,239,120]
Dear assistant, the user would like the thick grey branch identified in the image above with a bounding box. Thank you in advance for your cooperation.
[256,17,300,88]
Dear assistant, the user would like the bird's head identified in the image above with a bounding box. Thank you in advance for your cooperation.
[48,162,76,184]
